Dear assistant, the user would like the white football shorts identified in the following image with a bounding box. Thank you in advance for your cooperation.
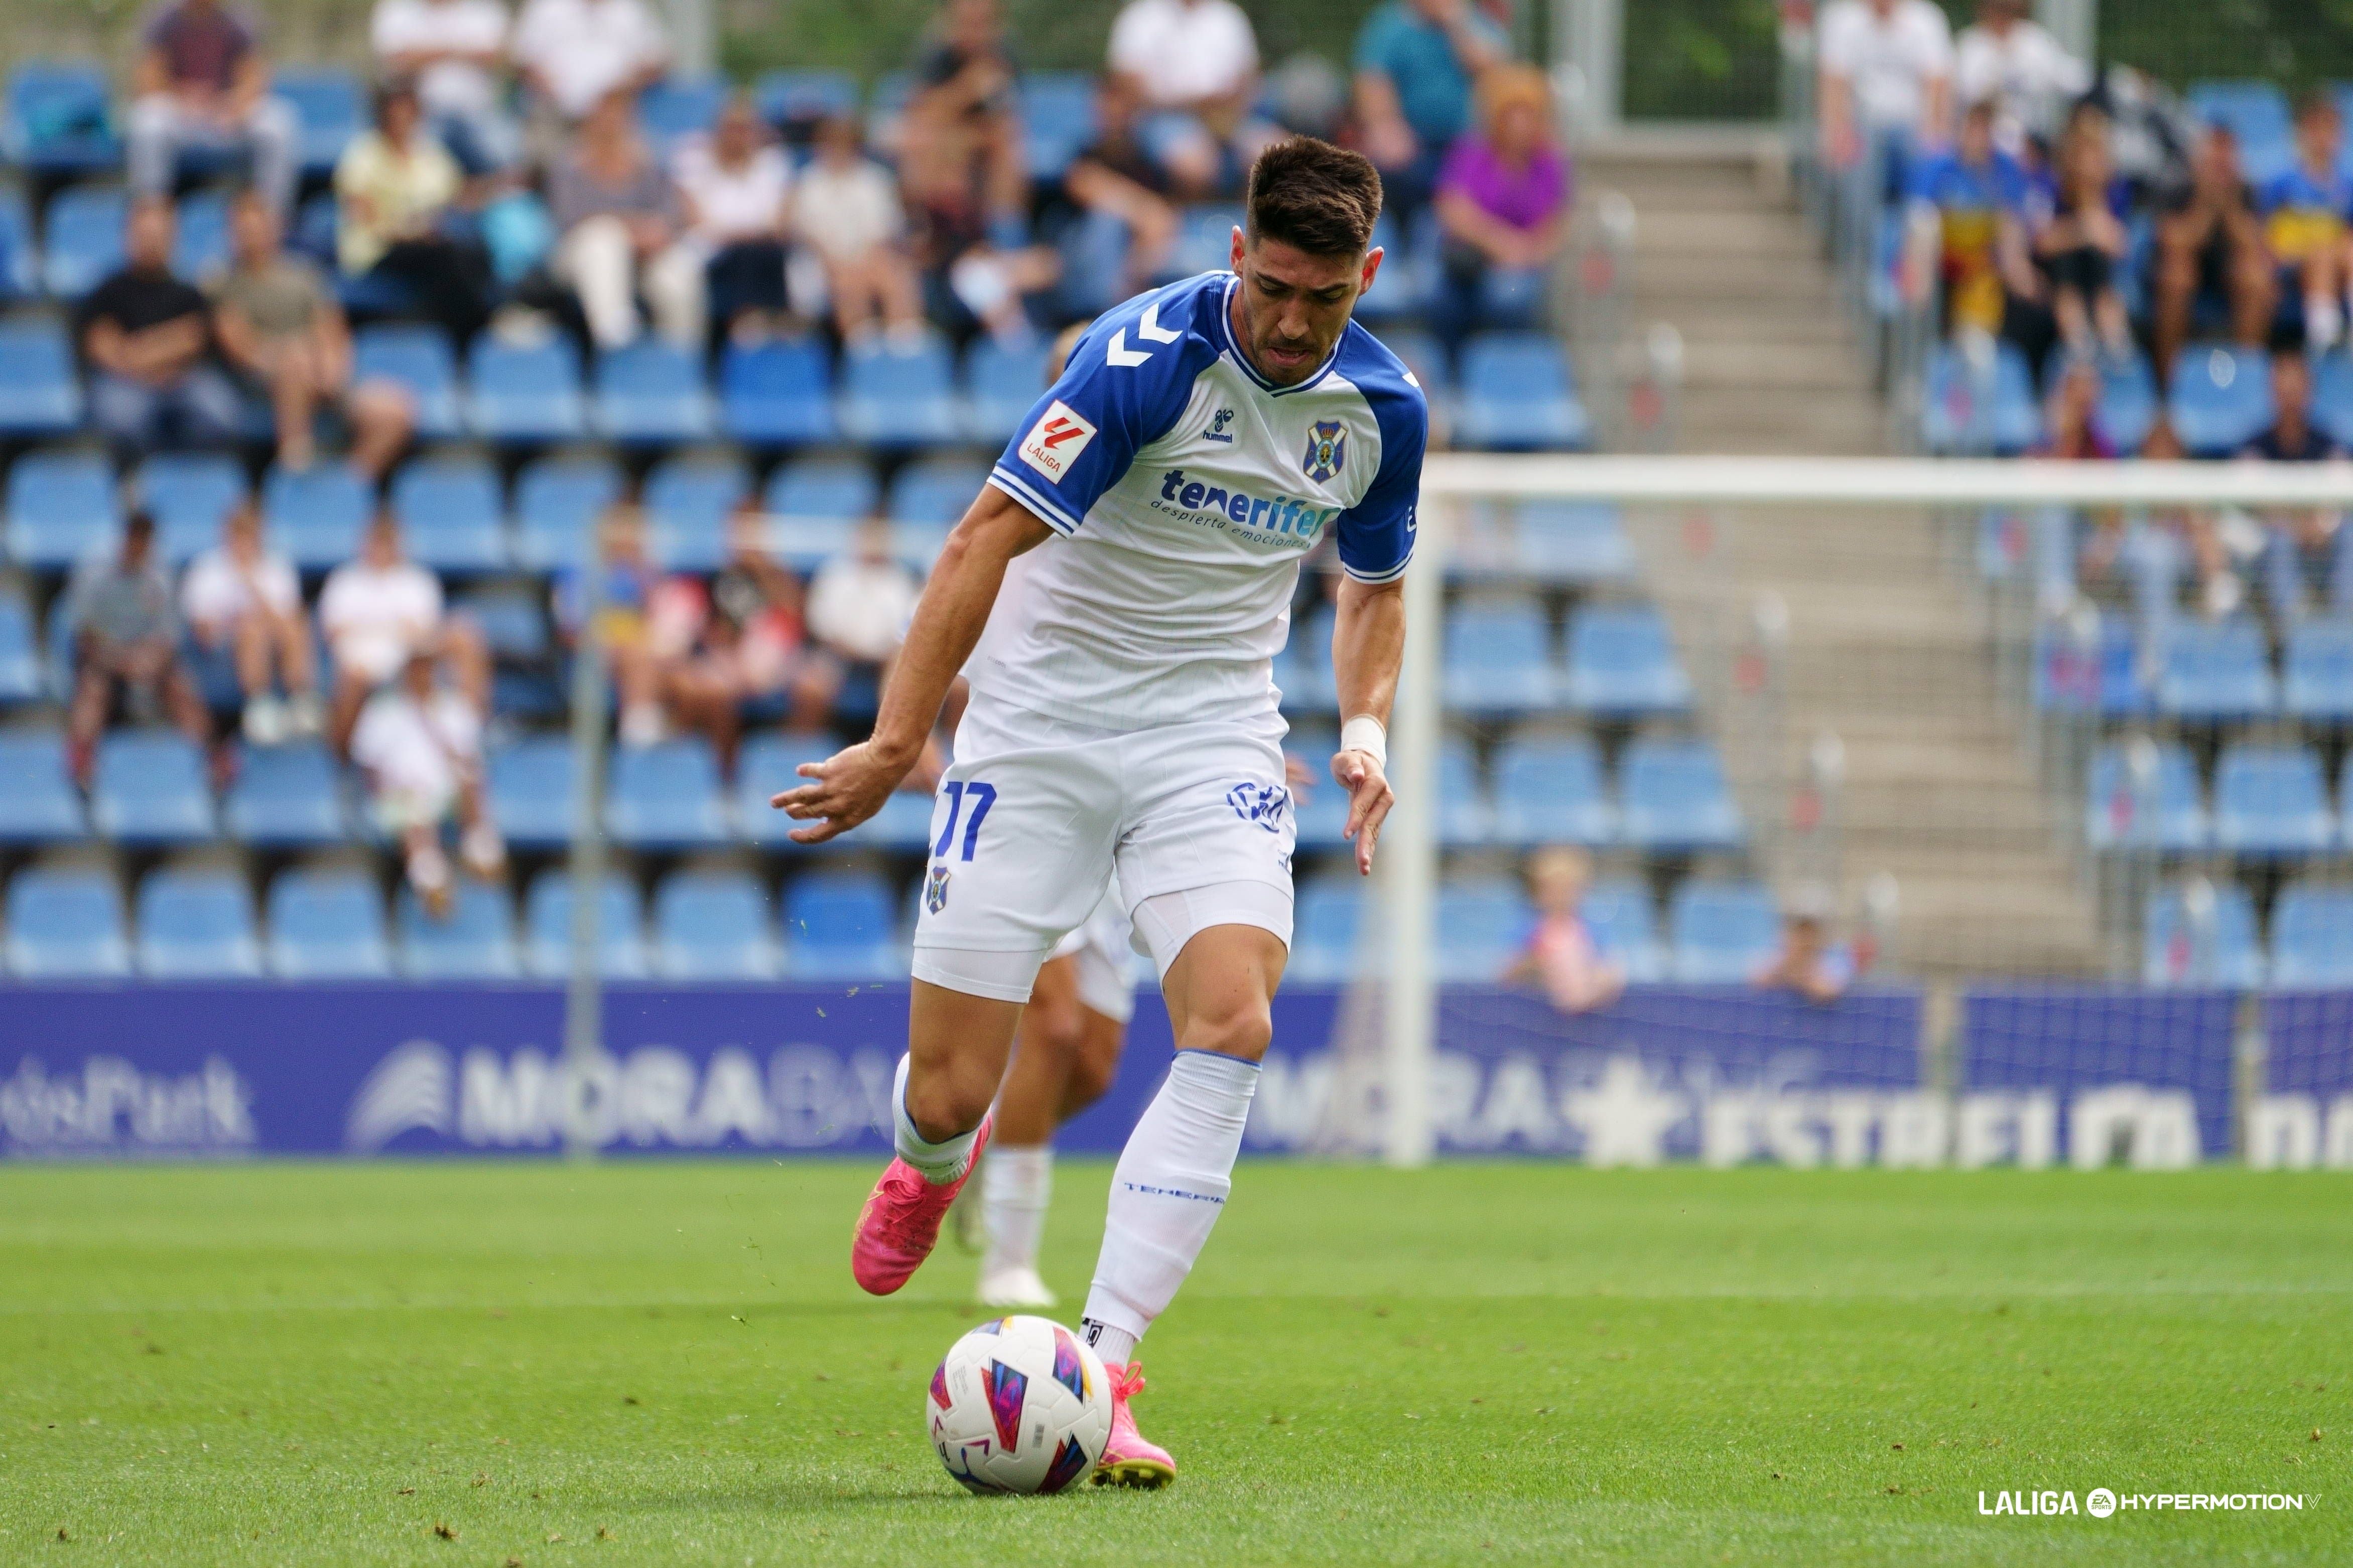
[911,690,1296,1005]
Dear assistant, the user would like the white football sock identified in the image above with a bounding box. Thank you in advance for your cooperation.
[982,1144,1054,1272]
[891,1053,979,1184]
[1080,1050,1261,1352]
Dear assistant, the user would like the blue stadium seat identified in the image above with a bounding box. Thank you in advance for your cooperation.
[1436,738,1490,846]
[0,729,84,840]
[1921,338,2039,454]
[2310,350,2353,449]
[0,317,83,437]
[2033,611,2149,717]
[1276,602,1338,713]
[763,459,872,568]
[2083,741,2206,854]
[396,880,520,979]
[754,69,860,129]
[4,61,121,177]
[2141,881,2262,986]
[1668,881,1780,983]
[136,868,261,977]
[267,868,391,978]
[223,740,347,846]
[0,191,39,301]
[2283,619,2353,722]
[391,456,508,573]
[42,183,124,298]
[605,738,730,847]
[2156,616,2277,720]
[719,336,835,445]
[173,188,232,285]
[468,335,587,443]
[262,462,370,573]
[638,75,725,155]
[1582,880,1664,982]
[889,459,989,544]
[1491,736,1615,846]
[839,333,961,447]
[1620,738,1744,854]
[2270,885,2353,987]
[1291,766,1353,852]
[782,870,900,978]
[1455,333,1590,450]
[92,730,214,844]
[524,870,648,979]
[1287,877,1366,982]
[594,339,712,444]
[1352,212,1419,322]
[1508,500,1634,584]
[2212,744,2335,860]
[0,591,38,703]
[275,68,362,177]
[2168,344,2272,456]
[963,336,1049,444]
[836,787,941,851]
[1565,604,1691,716]
[736,730,834,846]
[1020,71,1097,179]
[1442,599,1559,714]
[461,591,549,662]
[514,456,621,570]
[6,867,129,977]
[1377,327,1452,399]
[487,737,577,849]
[2036,349,2160,455]
[353,324,462,439]
[1434,880,1528,982]
[654,869,780,979]
[2186,81,2294,185]
[644,457,747,573]
[6,449,116,571]
[135,452,245,565]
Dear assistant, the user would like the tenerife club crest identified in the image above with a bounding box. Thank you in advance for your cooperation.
[1302,420,1347,483]
[925,864,952,914]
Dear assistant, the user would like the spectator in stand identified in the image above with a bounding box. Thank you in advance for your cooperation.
[906,0,1027,228]
[351,646,504,920]
[335,78,494,350]
[64,510,216,789]
[1108,0,1269,195]
[2031,105,2132,362]
[663,500,828,768]
[1432,64,1571,346]
[672,94,794,350]
[1352,0,1508,227]
[2258,94,2353,353]
[553,501,693,747]
[1906,98,2037,344]
[127,0,298,216]
[550,88,700,351]
[1952,0,2086,154]
[806,515,919,705]
[319,508,487,754]
[213,191,415,479]
[79,197,241,459]
[2247,347,2338,462]
[1816,0,1954,198]
[2038,355,2117,459]
[2246,350,2351,619]
[1752,886,1868,1005]
[790,113,928,343]
[1501,845,1624,1015]
[370,0,517,174]
[511,0,667,124]
[2152,125,2272,380]
[1065,73,1184,298]
[182,498,320,744]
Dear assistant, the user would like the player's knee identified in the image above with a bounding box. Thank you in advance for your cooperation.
[904,1072,989,1144]
[1180,995,1272,1063]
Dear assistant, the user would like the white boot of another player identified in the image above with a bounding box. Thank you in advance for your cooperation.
[976,1263,1057,1309]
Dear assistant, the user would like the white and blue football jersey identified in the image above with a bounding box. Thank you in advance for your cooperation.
[979,270,1426,731]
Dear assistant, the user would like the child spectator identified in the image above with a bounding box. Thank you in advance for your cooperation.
[2258,93,2353,352]
[351,647,504,920]
[1752,886,1871,1005]
[79,198,241,459]
[182,499,320,744]
[127,0,298,215]
[662,501,829,768]
[1432,64,1572,346]
[1501,845,1624,1015]
[553,502,697,747]
[789,114,928,343]
[64,510,216,788]
[2153,125,2273,379]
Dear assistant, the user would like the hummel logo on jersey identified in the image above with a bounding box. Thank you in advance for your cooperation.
[1018,399,1098,480]
[1207,407,1235,442]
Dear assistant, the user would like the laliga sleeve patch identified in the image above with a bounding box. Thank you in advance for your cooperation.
[1017,399,1098,481]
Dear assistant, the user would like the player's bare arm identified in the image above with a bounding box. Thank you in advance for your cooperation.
[1332,574,1405,875]
[772,487,1051,842]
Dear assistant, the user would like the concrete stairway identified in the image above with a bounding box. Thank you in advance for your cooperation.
[1582,142,2103,976]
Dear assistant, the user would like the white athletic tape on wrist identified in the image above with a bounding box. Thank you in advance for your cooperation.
[1340,715,1387,769]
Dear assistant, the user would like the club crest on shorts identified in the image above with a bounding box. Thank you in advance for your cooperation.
[1225,780,1291,832]
[1302,419,1346,482]
[925,864,952,914]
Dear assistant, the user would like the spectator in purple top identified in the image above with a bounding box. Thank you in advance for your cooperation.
[128,0,298,215]
[1431,65,1571,347]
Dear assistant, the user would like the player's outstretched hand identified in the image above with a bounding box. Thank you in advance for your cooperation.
[772,740,911,844]
[1332,747,1393,877]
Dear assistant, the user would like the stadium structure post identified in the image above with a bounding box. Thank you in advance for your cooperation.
[563,553,609,1163]
[1381,491,1444,1168]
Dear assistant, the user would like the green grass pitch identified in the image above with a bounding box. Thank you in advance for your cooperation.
[1,1162,2346,1565]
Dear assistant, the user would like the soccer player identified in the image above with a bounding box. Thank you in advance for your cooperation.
[775,136,1423,1488]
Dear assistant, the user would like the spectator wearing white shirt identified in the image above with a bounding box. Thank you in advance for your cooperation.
[1953,0,2087,154]
[370,0,517,173]
[511,0,667,123]
[182,500,319,744]
[672,94,794,349]
[351,647,503,920]
[805,517,919,711]
[319,509,487,755]
[790,114,927,343]
[548,88,699,350]
[1818,0,1953,190]
[1107,0,1268,194]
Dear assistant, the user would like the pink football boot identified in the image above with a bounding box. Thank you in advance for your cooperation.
[849,1115,991,1296]
[1093,1361,1176,1488]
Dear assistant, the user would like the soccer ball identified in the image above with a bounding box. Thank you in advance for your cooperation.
[927,1315,1113,1494]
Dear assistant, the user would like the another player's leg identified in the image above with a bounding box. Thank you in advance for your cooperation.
[1081,915,1286,1488]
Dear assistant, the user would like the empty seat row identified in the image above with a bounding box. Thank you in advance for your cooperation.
[2143,881,2353,987]
[1921,339,2330,458]
[1277,600,1687,720]
[2036,615,2353,723]
[2086,740,2353,860]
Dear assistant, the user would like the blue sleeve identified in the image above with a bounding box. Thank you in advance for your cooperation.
[1336,359,1426,585]
[987,292,1209,535]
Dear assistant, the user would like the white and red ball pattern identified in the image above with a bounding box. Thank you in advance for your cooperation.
[927,1314,1113,1494]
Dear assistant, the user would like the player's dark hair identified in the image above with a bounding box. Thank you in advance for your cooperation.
[1245,136,1383,258]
